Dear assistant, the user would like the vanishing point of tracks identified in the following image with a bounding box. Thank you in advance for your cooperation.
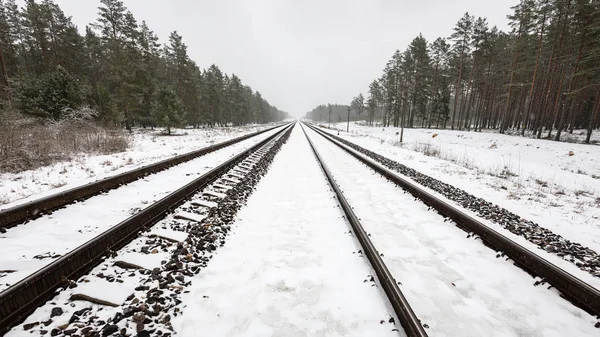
[0,123,293,333]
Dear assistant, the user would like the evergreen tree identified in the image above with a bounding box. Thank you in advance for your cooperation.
[450,12,474,130]
[317,0,599,142]
[152,87,183,135]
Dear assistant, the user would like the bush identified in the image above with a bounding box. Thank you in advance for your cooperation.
[0,110,129,173]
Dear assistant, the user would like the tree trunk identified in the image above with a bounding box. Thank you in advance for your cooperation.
[452,53,465,130]
[503,23,524,134]
[586,91,600,144]
[427,62,440,129]
[556,48,583,141]
[527,2,548,131]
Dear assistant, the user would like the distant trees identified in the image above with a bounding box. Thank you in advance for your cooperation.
[309,0,600,143]
[306,103,358,123]
[0,0,287,129]
[350,94,364,117]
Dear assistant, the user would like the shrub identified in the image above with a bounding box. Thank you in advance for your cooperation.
[0,110,129,173]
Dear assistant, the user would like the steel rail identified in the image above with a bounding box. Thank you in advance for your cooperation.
[0,123,290,230]
[0,124,294,334]
[305,122,600,317]
[301,123,429,337]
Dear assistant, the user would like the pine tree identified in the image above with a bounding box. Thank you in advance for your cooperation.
[430,37,451,127]
[152,87,183,135]
[450,12,474,130]
[134,20,160,127]
[408,34,431,127]
[0,0,285,127]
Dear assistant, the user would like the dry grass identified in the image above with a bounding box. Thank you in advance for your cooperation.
[411,142,476,170]
[0,111,130,173]
[412,142,441,157]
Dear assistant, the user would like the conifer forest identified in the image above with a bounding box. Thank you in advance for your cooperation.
[0,0,287,130]
[307,0,600,144]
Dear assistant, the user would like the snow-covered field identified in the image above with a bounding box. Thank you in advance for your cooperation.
[173,125,401,337]
[0,123,278,206]
[319,121,600,254]
[304,125,598,336]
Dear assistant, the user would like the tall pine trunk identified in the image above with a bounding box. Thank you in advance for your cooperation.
[586,91,600,144]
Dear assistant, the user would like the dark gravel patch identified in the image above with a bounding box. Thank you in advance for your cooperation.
[315,125,600,278]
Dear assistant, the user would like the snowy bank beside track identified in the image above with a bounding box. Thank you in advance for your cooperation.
[317,123,600,268]
[314,122,600,264]
[304,125,599,336]
[0,127,285,293]
[0,123,280,205]
[2,125,293,336]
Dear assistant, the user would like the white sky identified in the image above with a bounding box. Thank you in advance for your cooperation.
[30,0,516,116]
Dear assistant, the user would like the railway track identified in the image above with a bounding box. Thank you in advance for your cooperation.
[169,123,426,336]
[0,123,289,230]
[2,121,597,336]
[310,124,600,277]
[303,123,599,335]
[301,124,428,337]
[305,122,600,319]
[0,124,293,335]
[0,124,288,294]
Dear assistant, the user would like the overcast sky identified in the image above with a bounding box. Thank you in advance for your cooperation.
[37,0,516,116]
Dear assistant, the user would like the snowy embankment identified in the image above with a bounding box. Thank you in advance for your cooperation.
[320,121,600,254]
[172,125,401,337]
[304,125,598,336]
[4,125,290,337]
[0,124,277,206]
[0,127,283,293]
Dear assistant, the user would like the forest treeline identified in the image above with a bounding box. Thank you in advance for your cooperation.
[0,0,287,131]
[306,104,356,124]
[307,0,600,143]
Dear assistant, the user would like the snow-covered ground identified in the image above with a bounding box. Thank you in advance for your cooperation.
[0,123,279,206]
[3,122,598,336]
[304,125,599,336]
[4,129,288,337]
[0,126,284,292]
[173,124,402,337]
[318,121,600,254]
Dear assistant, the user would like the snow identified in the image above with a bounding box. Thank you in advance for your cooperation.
[304,125,599,336]
[0,126,284,292]
[146,228,189,243]
[174,211,207,223]
[3,130,282,337]
[191,199,218,208]
[70,278,135,305]
[319,122,600,254]
[4,223,176,337]
[203,190,227,199]
[0,123,279,206]
[3,121,599,336]
[311,124,600,289]
[117,252,164,270]
[172,124,403,337]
